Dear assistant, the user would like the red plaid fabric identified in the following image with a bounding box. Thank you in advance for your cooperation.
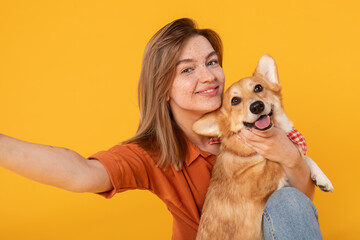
[286,127,307,155]
[208,137,221,145]
[208,127,307,155]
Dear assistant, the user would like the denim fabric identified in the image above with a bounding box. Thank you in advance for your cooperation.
[262,187,323,240]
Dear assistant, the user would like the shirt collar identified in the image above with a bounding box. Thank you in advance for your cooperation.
[184,138,214,167]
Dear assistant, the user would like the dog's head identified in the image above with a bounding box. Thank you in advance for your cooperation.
[193,54,283,154]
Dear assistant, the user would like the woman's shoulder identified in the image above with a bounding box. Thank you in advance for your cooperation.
[108,141,160,162]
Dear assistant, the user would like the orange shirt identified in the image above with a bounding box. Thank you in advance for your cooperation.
[88,139,216,240]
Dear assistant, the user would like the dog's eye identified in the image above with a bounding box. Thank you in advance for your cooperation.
[231,97,242,106]
[254,84,263,93]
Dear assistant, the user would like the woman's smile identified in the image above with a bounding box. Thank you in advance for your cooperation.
[196,85,219,96]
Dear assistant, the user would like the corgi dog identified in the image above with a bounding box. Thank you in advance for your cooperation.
[193,54,333,240]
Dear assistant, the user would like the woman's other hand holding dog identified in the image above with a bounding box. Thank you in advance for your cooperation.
[239,127,315,200]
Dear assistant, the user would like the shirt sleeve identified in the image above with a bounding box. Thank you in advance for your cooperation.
[87,144,152,199]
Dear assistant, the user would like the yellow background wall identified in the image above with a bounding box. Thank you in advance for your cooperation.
[0,0,358,239]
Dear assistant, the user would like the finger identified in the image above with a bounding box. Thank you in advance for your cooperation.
[240,129,271,143]
[250,127,278,138]
[246,144,268,158]
[245,139,271,153]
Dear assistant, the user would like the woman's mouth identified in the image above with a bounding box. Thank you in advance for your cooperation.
[196,86,219,96]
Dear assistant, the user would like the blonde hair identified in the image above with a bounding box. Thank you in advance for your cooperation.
[124,18,223,171]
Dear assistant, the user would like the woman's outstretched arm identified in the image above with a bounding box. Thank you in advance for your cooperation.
[0,134,112,193]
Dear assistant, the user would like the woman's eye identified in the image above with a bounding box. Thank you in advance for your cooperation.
[208,60,218,66]
[181,68,192,74]
[254,84,263,93]
[231,97,242,105]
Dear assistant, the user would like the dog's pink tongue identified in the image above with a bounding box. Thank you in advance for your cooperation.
[255,115,271,129]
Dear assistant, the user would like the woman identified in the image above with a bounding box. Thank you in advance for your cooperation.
[0,18,322,239]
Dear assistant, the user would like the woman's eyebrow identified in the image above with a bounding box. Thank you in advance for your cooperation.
[176,51,217,66]
[206,51,217,60]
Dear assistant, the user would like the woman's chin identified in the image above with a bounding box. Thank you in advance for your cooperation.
[202,101,222,114]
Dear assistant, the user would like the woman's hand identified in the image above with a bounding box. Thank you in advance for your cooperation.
[238,127,302,168]
[238,127,315,200]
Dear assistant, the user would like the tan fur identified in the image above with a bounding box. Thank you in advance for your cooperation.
[194,54,288,240]
[195,54,334,239]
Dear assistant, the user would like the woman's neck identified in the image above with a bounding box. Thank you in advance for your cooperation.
[172,109,219,155]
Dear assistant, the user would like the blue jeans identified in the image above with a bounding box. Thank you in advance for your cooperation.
[262,187,323,240]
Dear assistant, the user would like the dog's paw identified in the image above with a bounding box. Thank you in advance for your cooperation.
[304,156,334,192]
[311,173,334,192]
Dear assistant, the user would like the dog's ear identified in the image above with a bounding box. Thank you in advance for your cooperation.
[254,54,279,84]
[192,110,222,137]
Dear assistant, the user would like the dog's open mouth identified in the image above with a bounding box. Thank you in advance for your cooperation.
[243,110,273,131]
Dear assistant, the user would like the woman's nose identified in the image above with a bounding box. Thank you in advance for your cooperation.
[198,65,216,83]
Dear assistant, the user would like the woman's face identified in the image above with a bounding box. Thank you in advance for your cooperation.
[168,35,225,118]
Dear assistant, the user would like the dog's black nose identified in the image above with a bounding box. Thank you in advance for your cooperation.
[250,101,265,114]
